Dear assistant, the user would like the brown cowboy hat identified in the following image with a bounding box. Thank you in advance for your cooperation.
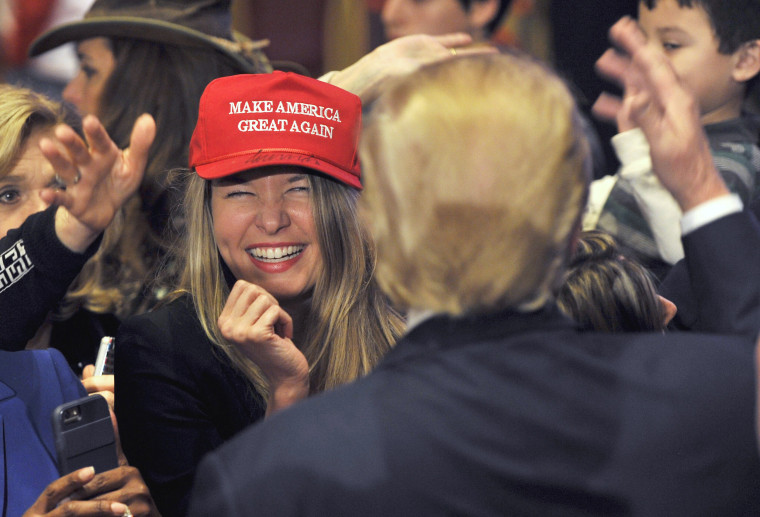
[29,0,272,74]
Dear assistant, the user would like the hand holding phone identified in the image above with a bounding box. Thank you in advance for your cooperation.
[23,465,158,517]
[51,394,119,475]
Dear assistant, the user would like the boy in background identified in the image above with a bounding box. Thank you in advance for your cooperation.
[585,0,760,278]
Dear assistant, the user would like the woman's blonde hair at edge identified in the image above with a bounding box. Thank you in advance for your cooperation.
[359,53,591,316]
[175,170,404,400]
[0,84,122,319]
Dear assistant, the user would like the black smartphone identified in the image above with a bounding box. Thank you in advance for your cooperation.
[51,394,119,475]
[93,336,115,375]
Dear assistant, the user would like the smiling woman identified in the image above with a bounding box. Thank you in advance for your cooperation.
[211,169,322,301]
[113,72,404,517]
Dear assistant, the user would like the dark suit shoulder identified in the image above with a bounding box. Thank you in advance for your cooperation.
[661,209,760,337]
[191,321,760,517]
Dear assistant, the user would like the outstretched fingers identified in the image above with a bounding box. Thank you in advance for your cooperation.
[38,132,81,198]
[603,17,687,126]
[121,114,156,188]
[103,113,155,209]
[602,16,727,210]
[595,47,630,87]
[81,114,116,157]
[591,91,623,124]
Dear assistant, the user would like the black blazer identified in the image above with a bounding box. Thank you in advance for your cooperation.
[661,209,760,338]
[114,295,266,517]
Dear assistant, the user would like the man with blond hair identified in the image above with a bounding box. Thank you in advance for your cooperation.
[188,19,760,516]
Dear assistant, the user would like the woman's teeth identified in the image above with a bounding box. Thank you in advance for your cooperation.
[248,245,304,262]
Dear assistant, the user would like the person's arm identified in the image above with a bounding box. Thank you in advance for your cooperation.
[597,17,760,337]
[0,207,96,350]
[659,203,760,337]
[582,174,618,231]
[115,315,208,516]
[0,114,155,350]
[325,33,495,104]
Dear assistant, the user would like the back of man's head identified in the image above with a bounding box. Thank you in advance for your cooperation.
[360,52,590,316]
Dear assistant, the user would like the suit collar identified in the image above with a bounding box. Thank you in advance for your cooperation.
[382,304,577,368]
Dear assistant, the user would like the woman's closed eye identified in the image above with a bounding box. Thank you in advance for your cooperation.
[223,188,256,199]
[287,185,310,194]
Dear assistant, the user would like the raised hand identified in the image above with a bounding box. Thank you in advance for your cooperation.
[39,113,156,253]
[218,280,310,416]
[329,33,497,104]
[594,17,728,211]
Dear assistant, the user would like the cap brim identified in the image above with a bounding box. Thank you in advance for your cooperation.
[195,150,362,189]
[29,17,269,73]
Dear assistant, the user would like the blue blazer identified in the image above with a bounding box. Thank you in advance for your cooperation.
[0,349,86,516]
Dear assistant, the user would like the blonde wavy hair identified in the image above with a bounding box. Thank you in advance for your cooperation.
[173,170,404,399]
[0,86,69,175]
[0,84,121,318]
[359,53,591,316]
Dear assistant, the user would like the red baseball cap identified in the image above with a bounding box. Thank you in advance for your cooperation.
[189,71,362,189]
